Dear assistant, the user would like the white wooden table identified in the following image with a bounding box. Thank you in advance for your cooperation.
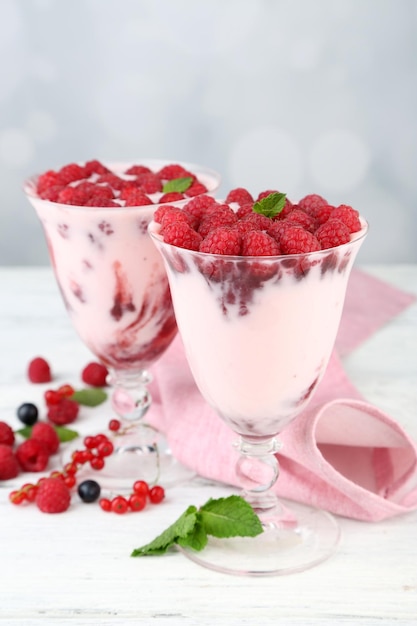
[0,266,416,626]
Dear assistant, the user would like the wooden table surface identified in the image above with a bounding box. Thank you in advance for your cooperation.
[0,265,416,625]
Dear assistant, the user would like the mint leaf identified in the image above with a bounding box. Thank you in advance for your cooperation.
[253,192,286,218]
[162,177,193,194]
[71,388,107,407]
[177,518,208,552]
[15,426,32,439]
[199,495,263,538]
[131,505,198,556]
[15,424,79,442]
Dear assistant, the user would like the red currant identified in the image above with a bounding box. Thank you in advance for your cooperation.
[97,441,114,458]
[111,496,129,514]
[64,462,78,475]
[94,434,109,447]
[83,436,96,450]
[149,485,165,504]
[64,475,76,489]
[21,483,38,502]
[90,456,105,471]
[108,419,121,432]
[9,490,27,505]
[57,384,75,399]
[99,498,112,512]
[44,389,61,406]
[133,480,149,497]
[129,493,146,512]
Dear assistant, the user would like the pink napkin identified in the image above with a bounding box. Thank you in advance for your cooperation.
[148,269,417,522]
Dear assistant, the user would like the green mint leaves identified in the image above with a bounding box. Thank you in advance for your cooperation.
[15,425,79,442]
[131,495,263,557]
[253,192,287,218]
[70,388,107,407]
[162,177,193,194]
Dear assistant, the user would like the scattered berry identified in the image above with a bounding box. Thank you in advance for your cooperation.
[17,402,39,426]
[108,419,121,432]
[78,479,101,503]
[133,480,150,497]
[47,398,79,425]
[149,485,165,504]
[129,493,147,512]
[31,422,60,455]
[111,495,129,514]
[35,477,71,514]
[99,498,112,512]
[27,357,52,383]
[16,439,49,472]
[57,384,75,399]
[81,362,109,387]
[0,444,20,480]
[0,421,15,447]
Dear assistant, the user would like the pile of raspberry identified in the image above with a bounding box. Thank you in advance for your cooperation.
[34,160,208,208]
[154,188,363,256]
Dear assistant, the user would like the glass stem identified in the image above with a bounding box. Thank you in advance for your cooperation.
[107,369,152,422]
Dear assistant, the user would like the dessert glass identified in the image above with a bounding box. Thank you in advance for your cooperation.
[149,218,368,575]
[24,159,221,488]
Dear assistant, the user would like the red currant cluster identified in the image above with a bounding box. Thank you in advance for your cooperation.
[99,480,165,515]
[71,433,114,471]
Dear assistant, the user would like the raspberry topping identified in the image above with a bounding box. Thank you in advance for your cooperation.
[198,208,237,238]
[280,226,321,254]
[162,221,202,251]
[0,444,20,480]
[200,227,242,255]
[329,205,362,233]
[241,231,281,256]
[27,357,52,384]
[35,477,71,514]
[58,163,86,185]
[315,219,351,249]
[298,194,328,217]
[119,187,152,207]
[226,187,254,206]
[157,164,189,180]
[159,192,186,203]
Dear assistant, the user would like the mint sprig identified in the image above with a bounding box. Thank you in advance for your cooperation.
[131,495,263,557]
[15,425,79,443]
[162,177,193,194]
[253,192,287,218]
[70,388,107,407]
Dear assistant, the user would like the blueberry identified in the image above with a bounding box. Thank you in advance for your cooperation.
[78,479,101,503]
[17,402,39,426]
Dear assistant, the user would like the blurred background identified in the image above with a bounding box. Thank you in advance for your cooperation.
[0,0,416,265]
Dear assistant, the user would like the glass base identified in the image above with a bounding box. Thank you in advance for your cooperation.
[62,424,195,491]
[177,500,340,576]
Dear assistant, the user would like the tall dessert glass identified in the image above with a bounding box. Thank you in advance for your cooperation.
[149,218,368,575]
[24,159,220,488]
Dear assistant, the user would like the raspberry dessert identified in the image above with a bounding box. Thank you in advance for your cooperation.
[149,189,368,437]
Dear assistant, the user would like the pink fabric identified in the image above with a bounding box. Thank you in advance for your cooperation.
[148,269,417,522]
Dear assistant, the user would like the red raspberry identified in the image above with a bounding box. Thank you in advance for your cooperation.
[0,444,19,480]
[154,204,178,224]
[239,213,273,231]
[236,203,254,219]
[158,164,189,180]
[183,194,217,221]
[28,357,52,383]
[0,421,15,447]
[58,163,87,185]
[119,187,152,206]
[81,362,109,387]
[96,173,129,191]
[35,477,71,514]
[200,227,242,255]
[225,188,254,206]
[135,172,162,194]
[256,189,279,201]
[241,231,281,256]
[329,205,361,233]
[39,185,65,202]
[84,160,111,176]
[267,219,302,244]
[125,164,152,176]
[37,170,62,195]
[185,181,208,197]
[160,208,198,231]
[31,422,60,455]
[162,221,202,251]
[285,209,317,232]
[280,226,321,254]
[198,208,237,238]
[275,198,294,220]
[315,219,351,249]
[85,197,119,207]
[298,194,328,218]
[90,185,114,200]
[47,398,79,425]
[57,186,90,206]
[16,439,49,472]
[159,192,185,203]
[314,204,335,225]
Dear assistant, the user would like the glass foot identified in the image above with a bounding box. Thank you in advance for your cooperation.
[177,500,340,576]
[62,424,195,491]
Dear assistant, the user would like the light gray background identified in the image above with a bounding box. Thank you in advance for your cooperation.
[1,0,416,265]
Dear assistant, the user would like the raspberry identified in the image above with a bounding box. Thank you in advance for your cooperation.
[16,439,49,472]
[28,357,52,383]
[198,208,237,238]
[158,164,189,180]
[183,194,217,221]
[81,362,109,387]
[200,227,242,255]
[280,226,321,254]
[298,194,328,217]
[135,172,163,194]
[35,477,71,514]
[119,187,152,206]
[37,170,62,194]
[154,204,178,224]
[267,219,302,243]
[39,185,65,202]
[85,197,119,207]
[315,219,351,249]
[225,188,254,206]
[0,444,19,480]
[0,422,15,447]
[329,205,361,233]
[275,198,294,219]
[236,203,254,219]
[47,398,79,425]
[314,204,335,225]
[58,163,86,185]
[286,208,317,232]
[31,422,60,455]
[57,186,90,206]
[159,192,185,203]
[124,164,152,176]
[162,221,202,251]
[160,208,198,231]
[240,213,272,231]
[256,189,279,201]
[185,181,208,197]
[241,231,281,256]
[97,173,129,191]
[90,185,114,200]
[84,159,111,176]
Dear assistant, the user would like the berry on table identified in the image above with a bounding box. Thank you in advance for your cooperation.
[81,362,109,387]
[31,422,60,455]
[16,439,49,472]
[133,480,150,497]
[0,421,15,447]
[149,485,165,504]
[35,477,71,514]
[108,419,121,432]
[99,498,112,512]
[0,444,20,480]
[17,402,39,426]
[47,398,79,425]
[129,493,147,512]
[27,357,52,383]
[111,496,129,514]
[78,479,101,503]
